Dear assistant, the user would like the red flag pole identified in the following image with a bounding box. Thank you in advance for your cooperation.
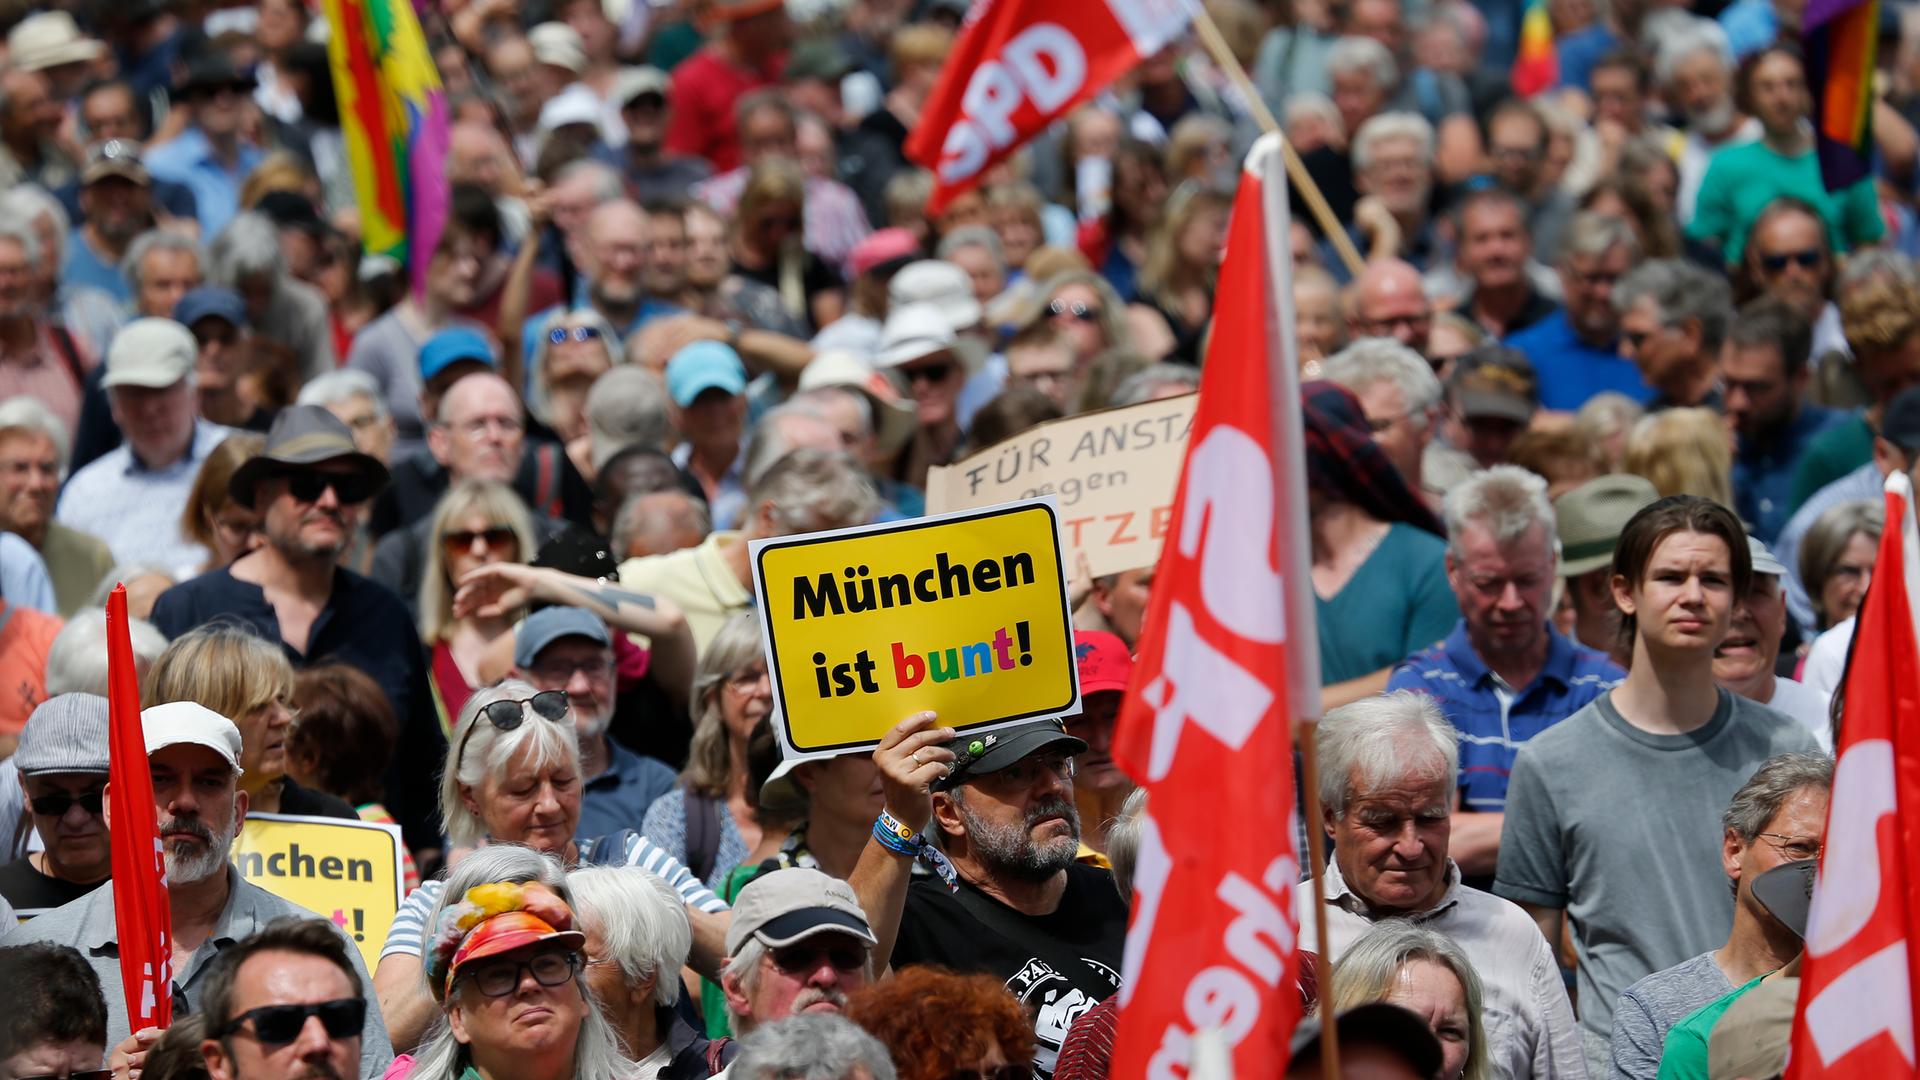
[105,584,173,1031]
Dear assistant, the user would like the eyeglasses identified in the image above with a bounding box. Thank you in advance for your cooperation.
[547,326,603,344]
[1756,832,1822,861]
[1759,249,1823,274]
[769,939,869,975]
[221,998,366,1046]
[17,1071,112,1080]
[1358,312,1432,335]
[530,656,614,686]
[463,950,581,997]
[904,360,954,385]
[442,526,518,556]
[974,753,1077,791]
[725,667,770,695]
[282,469,377,506]
[946,1068,1032,1080]
[1049,298,1103,322]
[29,790,105,816]
[452,690,571,772]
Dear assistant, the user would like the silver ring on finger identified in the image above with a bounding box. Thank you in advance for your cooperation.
[911,749,924,766]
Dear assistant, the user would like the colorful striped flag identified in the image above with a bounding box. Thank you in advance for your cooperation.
[1804,0,1880,191]
[1513,0,1557,97]
[321,0,449,296]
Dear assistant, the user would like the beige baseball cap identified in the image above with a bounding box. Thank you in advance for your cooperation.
[102,318,197,390]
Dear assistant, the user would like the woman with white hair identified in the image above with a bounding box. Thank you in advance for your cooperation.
[408,845,632,1080]
[373,681,730,1053]
[1326,920,1491,1080]
[569,865,739,1075]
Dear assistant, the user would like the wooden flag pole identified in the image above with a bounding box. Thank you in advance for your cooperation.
[1295,717,1341,1080]
[1189,7,1368,279]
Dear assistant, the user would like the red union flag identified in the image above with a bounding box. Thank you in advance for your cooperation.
[1788,472,1920,1076]
[106,585,173,1030]
[903,0,1193,213]
[1109,135,1314,1078]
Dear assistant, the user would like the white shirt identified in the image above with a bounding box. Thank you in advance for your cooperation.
[1763,676,1834,752]
[634,1043,673,1079]
[1803,617,1854,697]
[1299,857,1590,1079]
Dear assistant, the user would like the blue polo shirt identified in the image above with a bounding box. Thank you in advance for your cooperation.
[1504,310,1654,412]
[577,738,678,838]
[1733,403,1843,545]
[1388,620,1624,811]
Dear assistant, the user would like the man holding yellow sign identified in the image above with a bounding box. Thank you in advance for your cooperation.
[751,497,1083,757]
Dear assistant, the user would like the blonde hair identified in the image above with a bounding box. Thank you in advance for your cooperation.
[239,151,319,210]
[1136,185,1232,308]
[144,623,294,730]
[1327,920,1491,1080]
[890,24,952,71]
[1623,407,1734,508]
[682,612,768,798]
[418,481,538,643]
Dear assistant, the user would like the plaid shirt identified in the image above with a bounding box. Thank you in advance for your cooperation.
[1389,619,1624,811]
[693,166,872,274]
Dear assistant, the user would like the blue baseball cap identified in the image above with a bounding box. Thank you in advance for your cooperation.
[513,606,611,670]
[665,341,747,408]
[419,327,497,382]
[173,286,248,330]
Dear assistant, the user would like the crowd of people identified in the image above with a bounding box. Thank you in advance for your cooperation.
[0,0,1911,1076]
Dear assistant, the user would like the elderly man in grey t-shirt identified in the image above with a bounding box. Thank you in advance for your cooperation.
[1495,495,1819,1071]
[1603,753,1831,1080]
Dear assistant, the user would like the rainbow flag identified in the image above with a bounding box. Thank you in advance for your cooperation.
[322,0,449,296]
[1804,0,1879,191]
[1512,0,1557,97]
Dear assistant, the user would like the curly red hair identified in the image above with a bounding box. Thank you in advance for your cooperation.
[846,966,1037,1080]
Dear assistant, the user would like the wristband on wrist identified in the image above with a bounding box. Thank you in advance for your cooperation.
[872,810,958,891]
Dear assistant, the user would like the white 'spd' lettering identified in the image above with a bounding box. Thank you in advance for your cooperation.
[939,24,1086,182]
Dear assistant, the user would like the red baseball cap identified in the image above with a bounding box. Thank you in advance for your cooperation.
[848,228,922,280]
[1075,630,1133,695]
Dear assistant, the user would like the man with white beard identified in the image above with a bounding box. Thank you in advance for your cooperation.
[4,701,393,1080]
[1658,21,1761,223]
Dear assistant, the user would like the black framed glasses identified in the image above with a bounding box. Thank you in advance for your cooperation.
[1758,249,1823,274]
[904,360,954,385]
[453,691,571,772]
[29,790,105,816]
[221,998,366,1046]
[463,950,581,997]
[283,469,377,506]
[547,326,602,344]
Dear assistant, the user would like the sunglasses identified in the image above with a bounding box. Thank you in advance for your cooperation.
[1049,298,1102,322]
[547,326,602,344]
[29,790,105,816]
[283,470,377,506]
[463,950,581,998]
[770,939,869,975]
[1759,248,1823,273]
[18,1072,111,1080]
[442,526,517,555]
[453,690,570,772]
[905,360,955,385]
[222,998,366,1046]
[946,1068,1031,1080]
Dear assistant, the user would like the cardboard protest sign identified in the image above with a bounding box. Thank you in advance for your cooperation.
[925,393,1195,578]
[231,812,405,968]
[751,497,1080,757]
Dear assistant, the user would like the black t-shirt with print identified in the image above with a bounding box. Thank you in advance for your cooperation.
[892,862,1127,1078]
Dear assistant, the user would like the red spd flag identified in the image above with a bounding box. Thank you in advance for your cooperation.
[1787,472,1920,1077]
[1109,135,1315,1078]
[903,0,1192,213]
[106,584,173,1030]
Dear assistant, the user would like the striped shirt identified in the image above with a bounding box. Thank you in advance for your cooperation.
[54,418,237,578]
[380,832,728,960]
[1389,620,1624,812]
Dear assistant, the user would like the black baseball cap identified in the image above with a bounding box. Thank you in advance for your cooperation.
[1287,1002,1444,1077]
[934,719,1086,792]
[1880,386,1920,453]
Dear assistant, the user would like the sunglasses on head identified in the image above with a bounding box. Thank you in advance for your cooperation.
[282,469,376,505]
[442,526,517,555]
[453,690,571,771]
[1759,248,1822,273]
[1049,298,1102,322]
[547,326,602,344]
[222,998,366,1047]
[770,938,869,974]
[29,790,104,816]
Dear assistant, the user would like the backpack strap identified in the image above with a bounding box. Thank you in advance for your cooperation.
[704,1036,733,1075]
[47,325,85,389]
[533,442,562,518]
[683,787,721,884]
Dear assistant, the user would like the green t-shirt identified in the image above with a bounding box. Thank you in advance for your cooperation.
[1789,412,1874,515]
[1654,974,1766,1080]
[1315,522,1459,685]
[1686,141,1884,264]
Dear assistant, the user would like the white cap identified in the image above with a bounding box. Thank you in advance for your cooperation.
[529,23,587,75]
[877,303,957,369]
[103,318,197,389]
[538,84,605,134]
[143,701,244,775]
[887,260,982,333]
[614,66,670,107]
[796,349,917,457]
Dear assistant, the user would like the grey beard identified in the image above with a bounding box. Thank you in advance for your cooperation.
[957,795,1081,882]
[1689,99,1736,137]
[164,823,234,884]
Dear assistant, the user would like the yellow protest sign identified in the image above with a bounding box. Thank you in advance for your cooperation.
[751,498,1081,757]
[231,812,404,969]
[926,394,1195,577]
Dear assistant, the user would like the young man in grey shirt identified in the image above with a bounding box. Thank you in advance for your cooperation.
[1494,496,1820,1070]
[1603,752,1831,1079]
